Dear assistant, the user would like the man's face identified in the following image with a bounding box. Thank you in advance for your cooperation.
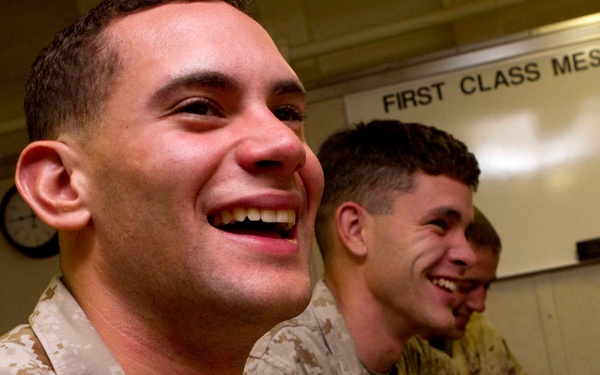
[72,2,323,324]
[363,173,476,337]
[448,247,499,339]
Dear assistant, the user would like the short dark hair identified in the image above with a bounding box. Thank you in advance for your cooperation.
[468,206,502,254]
[24,0,251,141]
[315,119,480,261]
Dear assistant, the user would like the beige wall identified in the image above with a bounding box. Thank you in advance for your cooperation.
[485,262,600,375]
[0,176,60,334]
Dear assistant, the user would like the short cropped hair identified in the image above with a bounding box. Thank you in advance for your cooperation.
[468,206,502,254]
[24,0,251,141]
[315,119,480,261]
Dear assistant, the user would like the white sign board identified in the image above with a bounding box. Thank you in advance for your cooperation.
[344,30,600,277]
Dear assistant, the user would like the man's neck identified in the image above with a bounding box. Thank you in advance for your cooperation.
[325,278,409,373]
[83,299,258,374]
[70,277,271,375]
[112,334,250,375]
[428,336,454,356]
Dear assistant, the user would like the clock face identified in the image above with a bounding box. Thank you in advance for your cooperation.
[0,185,59,258]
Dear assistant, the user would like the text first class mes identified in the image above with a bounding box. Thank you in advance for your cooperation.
[382,62,541,113]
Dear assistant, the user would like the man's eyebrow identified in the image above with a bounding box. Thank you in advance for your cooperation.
[148,71,239,107]
[428,206,464,221]
[271,79,306,99]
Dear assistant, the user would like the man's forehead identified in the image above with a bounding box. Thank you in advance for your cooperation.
[111,1,240,24]
[411,173,473,205]
[105,1,258,50]
[103,1,300,97]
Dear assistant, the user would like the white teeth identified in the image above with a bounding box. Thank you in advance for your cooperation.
[221,210,233,225]
[432,278,457,292]
[211,208,296,228]
[233,208,247,222]
[247,208,261,221]
[276,209,289,223]
[260,209,277,223]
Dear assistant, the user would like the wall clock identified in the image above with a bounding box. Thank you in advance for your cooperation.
[0,185,59,258]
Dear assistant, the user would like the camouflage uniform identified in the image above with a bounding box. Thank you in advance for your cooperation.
[0,276,124,375]
[245,280,370,375]
[397,312,527,375]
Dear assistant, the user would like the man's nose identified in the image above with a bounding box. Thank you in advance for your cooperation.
[449,235,477,271]
[234,111,307,177]
[466,287,486,313]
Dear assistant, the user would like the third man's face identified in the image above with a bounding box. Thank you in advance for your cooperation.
[449,247,499,339]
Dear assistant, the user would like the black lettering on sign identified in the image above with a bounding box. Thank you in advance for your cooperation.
[525,62,542,82]
[460,63,540,95]
[460,76,477,95]
[552,49,600,75]
[382,82,445,113]
[495,70,510,88]
[591,49,600,67]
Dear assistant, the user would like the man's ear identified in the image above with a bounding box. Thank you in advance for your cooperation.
[15,140,90,231]
[335,201,371,258]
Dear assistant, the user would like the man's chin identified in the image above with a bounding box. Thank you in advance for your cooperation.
[258,280,312,319]
[450,315,470,339]
[446,327,466,340]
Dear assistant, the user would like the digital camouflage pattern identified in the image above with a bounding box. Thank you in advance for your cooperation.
[397,312,527,375]
[0,276,124,375]
[398,335,455,375]
[245,280,370,375]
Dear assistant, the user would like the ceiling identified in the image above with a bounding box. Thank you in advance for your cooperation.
[1,0,599,174]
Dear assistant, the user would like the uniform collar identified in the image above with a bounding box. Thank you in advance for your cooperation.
[30,276,124,375]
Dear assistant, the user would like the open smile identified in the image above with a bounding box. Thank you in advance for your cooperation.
[209,208,296,239]
[430,277,457,293]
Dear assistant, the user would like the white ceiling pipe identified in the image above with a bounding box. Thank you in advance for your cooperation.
[287,0,531,62]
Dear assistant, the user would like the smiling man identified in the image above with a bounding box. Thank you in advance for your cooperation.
[0,1,323,374]
[398,207,527,375]
[245,120,480,375]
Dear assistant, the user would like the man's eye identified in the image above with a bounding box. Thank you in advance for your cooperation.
[430,219,448,230]
[175,99,222,116]
[273,105,305,122]
[457,281,478,293]
[465,223,474,239]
